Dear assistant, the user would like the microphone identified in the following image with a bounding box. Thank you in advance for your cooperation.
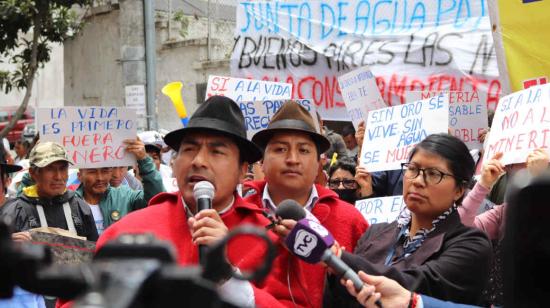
[275,199,306,220]
[193,181,215,263]
[285,218,383,307]
[274,199,320,223]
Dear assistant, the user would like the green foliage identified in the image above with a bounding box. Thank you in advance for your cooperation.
[0,0,91,94]
[172,9,189,39]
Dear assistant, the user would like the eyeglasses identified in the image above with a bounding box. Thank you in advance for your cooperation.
[328,178,358,189]
[401,163,456,185]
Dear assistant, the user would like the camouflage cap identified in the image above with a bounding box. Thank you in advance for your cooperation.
[29,142,73,168]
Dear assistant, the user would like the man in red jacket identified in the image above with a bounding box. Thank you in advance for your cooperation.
[246,100,370,307]
[59,96,310,308]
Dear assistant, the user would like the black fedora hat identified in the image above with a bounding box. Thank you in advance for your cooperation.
[252,100,330,153]
[0,148,22,174]
[164,95,263,164]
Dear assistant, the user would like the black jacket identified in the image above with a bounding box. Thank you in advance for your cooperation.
[1,189,98,241]
[325,211,492,306]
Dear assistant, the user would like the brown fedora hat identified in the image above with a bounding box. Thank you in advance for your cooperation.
[252,100,330,153]
[164,95,263,164]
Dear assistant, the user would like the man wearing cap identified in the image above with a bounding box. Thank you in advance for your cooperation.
[81,96,309,307]
[0,148,46,308]
[75,138,165,234]
[0,142,98,241]
[138,130,173,179]
[245,100,370,307]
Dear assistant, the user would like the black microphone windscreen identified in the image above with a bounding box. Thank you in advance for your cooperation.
[275,200,306,220]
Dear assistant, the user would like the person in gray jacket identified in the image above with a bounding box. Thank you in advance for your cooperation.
[1,142,98,241]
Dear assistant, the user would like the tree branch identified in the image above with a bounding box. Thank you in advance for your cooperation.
[0,10,42,140]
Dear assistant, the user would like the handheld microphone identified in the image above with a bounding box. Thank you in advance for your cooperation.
[285,218,383,307]
[193,181,215,263]
[274,199,320,223]
[275,200,306,220]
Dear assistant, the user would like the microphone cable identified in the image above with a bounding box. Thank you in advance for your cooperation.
[286,256,315,308]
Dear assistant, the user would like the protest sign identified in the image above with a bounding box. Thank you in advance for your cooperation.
[206,75,292,102]
[338,66,387,129]
[406,91,488,149]
[360,94,449,172]
[37,107,137,168]
[231,0,501,121]
[125,85,147,131]
[239,99,318,139]
[355,196,405,225]
[483,84,550,165]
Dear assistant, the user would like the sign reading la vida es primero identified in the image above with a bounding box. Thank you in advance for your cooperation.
[37,107,137,168]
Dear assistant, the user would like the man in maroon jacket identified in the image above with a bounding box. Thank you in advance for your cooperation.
[59,96,311,308]
[245,100,370,307]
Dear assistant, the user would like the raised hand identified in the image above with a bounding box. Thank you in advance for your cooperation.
[479,153,505,189]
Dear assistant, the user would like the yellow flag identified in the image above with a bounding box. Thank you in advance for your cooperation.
[492,0,550,92]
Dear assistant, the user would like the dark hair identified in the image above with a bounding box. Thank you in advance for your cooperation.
[328,158,357,179]
[341,124,356,137]
[15,140,30,148]
[408,133,474,203]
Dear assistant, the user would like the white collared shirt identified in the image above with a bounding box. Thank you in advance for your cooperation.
[181,196,234,218]
[262,184,319,218]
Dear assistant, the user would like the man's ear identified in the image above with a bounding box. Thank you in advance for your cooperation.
[239,162,249,182]
[77,170,82,182]
[29,168,38,182]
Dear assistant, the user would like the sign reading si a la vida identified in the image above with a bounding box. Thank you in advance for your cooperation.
[483,84,550,165]
[37,107,137,168]
[206,75,292,102]
[239,99,319,139]
[360,94,449,172]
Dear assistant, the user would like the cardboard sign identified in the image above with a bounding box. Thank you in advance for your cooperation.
[483,84,550,165]
[360,94,449,172]
[206,75,292,102]
[239,99,319,139]
[30,231,95,265]
[355,196,405,225]
[405,91,489,149]
[37,107,137,168]
[338,66,387,129]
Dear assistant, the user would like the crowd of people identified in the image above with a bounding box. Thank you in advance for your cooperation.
[0,95,547,307]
